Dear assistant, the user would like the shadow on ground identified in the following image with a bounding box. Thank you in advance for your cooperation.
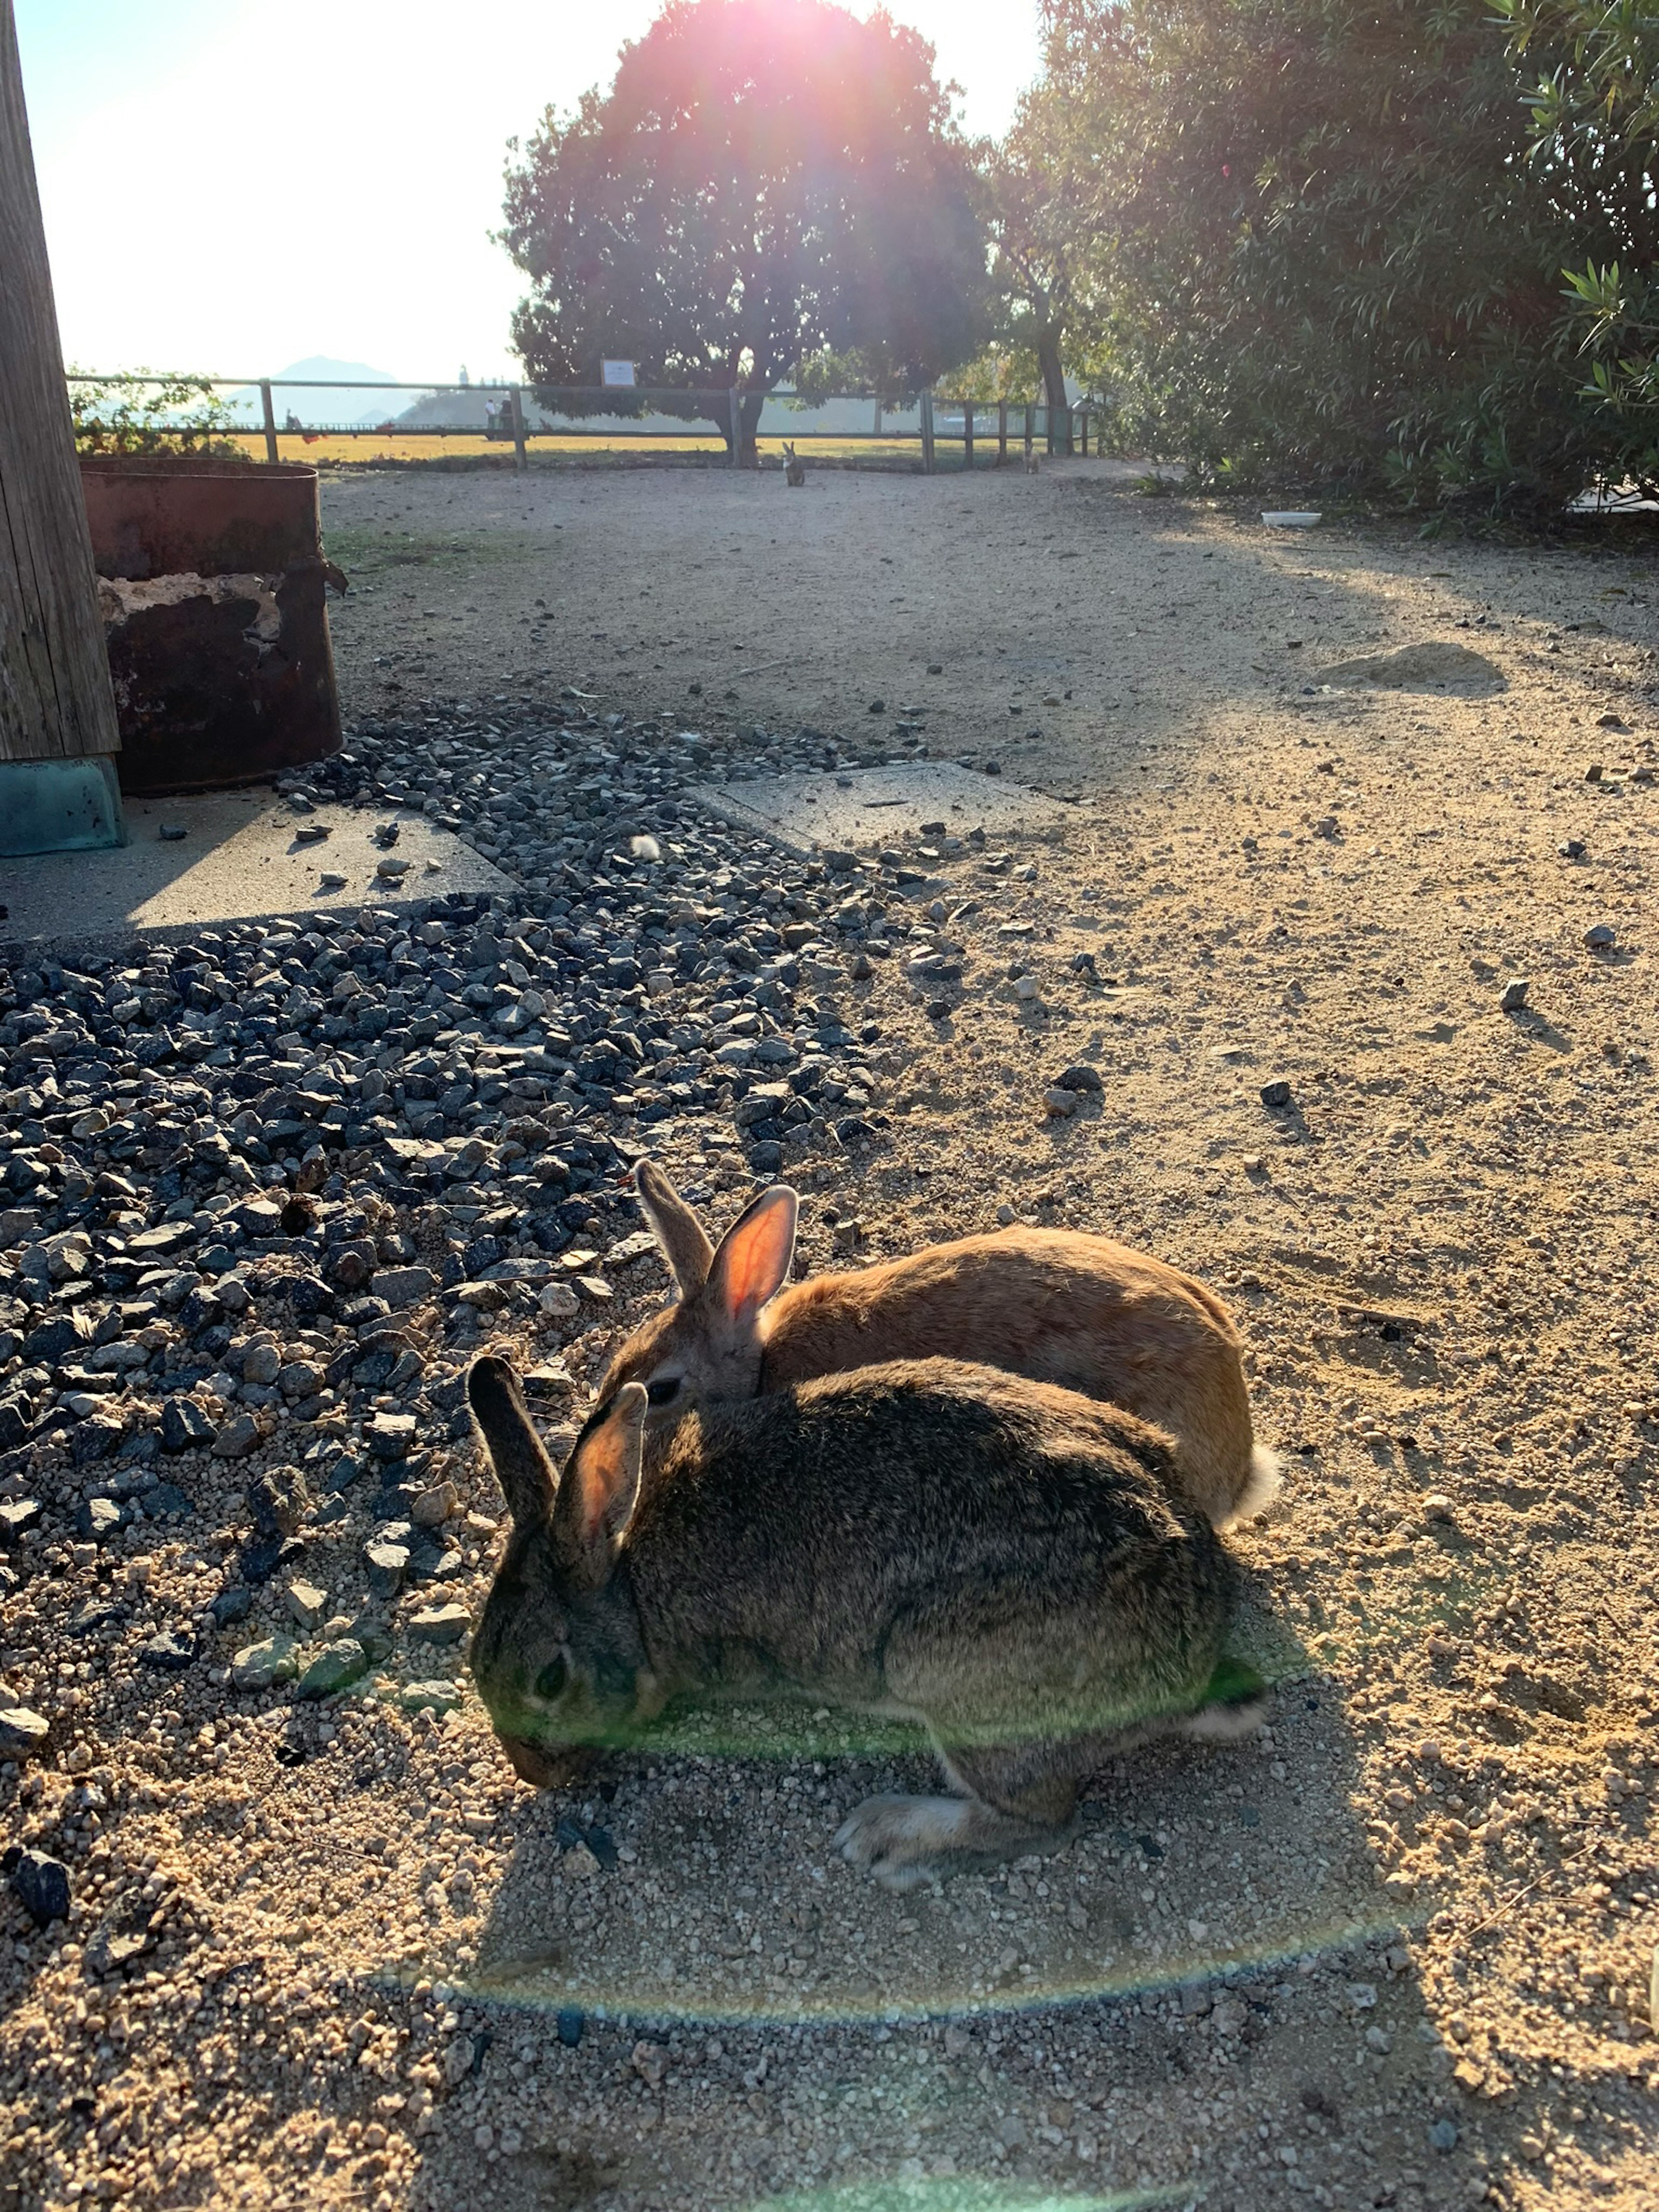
[395,1578,1508,2212]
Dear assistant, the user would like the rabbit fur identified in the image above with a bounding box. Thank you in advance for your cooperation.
[600,1162,1279,1530]
[783,440,806,486]
[467,1351,1265,1889]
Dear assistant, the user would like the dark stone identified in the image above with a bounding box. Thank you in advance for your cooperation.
[364,1413,416,1462]
[23,1310,93,1366]
[1054,1063,1105,1094]
[70,1416,125,1466]
[75,1497,128,1541]
[556,2007,585,2047]
[0,1400,29,1452]
[240,1532,302,1585]
[210,1586,254,1627]
[585,1824,618,1871]
[159,1398,216,1454]
[5,1847,70,1926]
[747,1140,784,1176]
[325,1244,374,1293]
[67,1596,128,1637]
[364,1540,409,1599]
[1259,1078,1293,1109]
[139,1628,197,1672]
[246,1465,311,1536]
[143,1482,194,1519]
[287,1274,335,1319]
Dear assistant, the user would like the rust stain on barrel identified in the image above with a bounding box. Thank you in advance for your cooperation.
[80,456,343,795]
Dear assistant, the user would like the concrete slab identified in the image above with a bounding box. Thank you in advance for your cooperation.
[0,788,515,953]
[690,762,1079,858]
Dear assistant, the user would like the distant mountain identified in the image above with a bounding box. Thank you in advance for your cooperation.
[223,357,419,429]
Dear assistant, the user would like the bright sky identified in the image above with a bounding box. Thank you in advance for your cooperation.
[15,0,1042,385]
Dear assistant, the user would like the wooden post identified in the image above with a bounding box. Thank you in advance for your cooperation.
[1025,402,1036,458]
[963,401,974,472]
[730,386,743,467]
[919,389,935,474]
[509,385,528,471]
[259,379,278,464]
[0,0,122,803]
[1079,409,1089,458]
[997,399,1008,466]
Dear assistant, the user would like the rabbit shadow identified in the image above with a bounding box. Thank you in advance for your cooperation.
[401,1570,1522,2212]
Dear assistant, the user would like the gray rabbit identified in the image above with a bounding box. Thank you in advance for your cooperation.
[468,1352,1265,1889]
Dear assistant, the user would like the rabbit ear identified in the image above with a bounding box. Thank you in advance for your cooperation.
[553,1383,647,1589]
[706,1184,798,1333]
[468,1354,556,1527]
[635,1159,715,1295]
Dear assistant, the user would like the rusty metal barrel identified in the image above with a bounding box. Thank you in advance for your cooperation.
[79,455,343,795]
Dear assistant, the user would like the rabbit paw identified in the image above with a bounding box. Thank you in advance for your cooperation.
[833,1794,982,1891]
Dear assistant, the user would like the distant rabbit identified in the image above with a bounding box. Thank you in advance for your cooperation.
[467,1352,1265,1887]
[599,1163,1278,1529]
[1024,432,1039,474]
[783,440,806,487]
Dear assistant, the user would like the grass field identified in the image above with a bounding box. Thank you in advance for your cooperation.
[222,430,963,468]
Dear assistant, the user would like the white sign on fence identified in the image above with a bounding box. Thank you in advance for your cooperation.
[601,360,636,388]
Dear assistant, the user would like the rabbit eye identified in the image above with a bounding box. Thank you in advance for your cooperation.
[646,1376,682,1408]
[534,1657,568,1702]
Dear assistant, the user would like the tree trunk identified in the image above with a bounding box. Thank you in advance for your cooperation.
[0,0,121,766]
[736,386,767,467]
[1036,329,1071,457]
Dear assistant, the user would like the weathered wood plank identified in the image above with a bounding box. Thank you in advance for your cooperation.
[0,0,120,764]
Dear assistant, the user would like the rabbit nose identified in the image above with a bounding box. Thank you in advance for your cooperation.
[498,1733,594,1790]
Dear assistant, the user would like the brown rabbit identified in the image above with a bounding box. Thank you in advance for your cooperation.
[783,439,806,487]
[467,1351,1265,1888]
[598,1163,1278,1529]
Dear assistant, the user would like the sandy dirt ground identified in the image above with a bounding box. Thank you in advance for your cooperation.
[3,456,1656,2212]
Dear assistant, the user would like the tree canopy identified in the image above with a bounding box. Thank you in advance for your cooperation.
[501,0,985,456]
[1007,0,1659,512]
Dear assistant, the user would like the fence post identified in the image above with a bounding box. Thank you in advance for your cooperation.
[997,399,1007,466]
[963,401,973,472]
[1079,408,1089,458]
[509,385,528,471]
[259,379,278,465]
[919,388,935,474]
[1025,402,1036,459]
[730,387,743,467]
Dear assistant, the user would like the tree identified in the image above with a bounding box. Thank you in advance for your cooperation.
[1498,0,1659,472]
[1023,0,1657,515]
[501,0,985,461]
[980,112,1082,450]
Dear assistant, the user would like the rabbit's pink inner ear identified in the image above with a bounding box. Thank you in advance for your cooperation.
[709,1185,798,1325]
[564,1386,646,1558]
